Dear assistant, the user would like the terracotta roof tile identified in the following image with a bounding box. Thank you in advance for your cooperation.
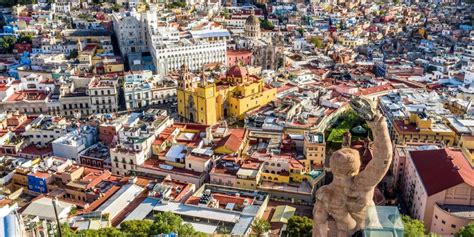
[215,134,243,153]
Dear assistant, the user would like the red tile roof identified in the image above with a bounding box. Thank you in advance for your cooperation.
[215,133,243,153]
[227,49,252,56]
[19,144,53,156]
[409,148,474,196]
[6,90,48,102]
[355,83,395,96]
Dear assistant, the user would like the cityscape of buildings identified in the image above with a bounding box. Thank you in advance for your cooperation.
[0,0,472,236]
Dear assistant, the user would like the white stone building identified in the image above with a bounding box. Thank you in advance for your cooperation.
[124,71,153,110]
[88,77,119,114]
[112,10,148,57]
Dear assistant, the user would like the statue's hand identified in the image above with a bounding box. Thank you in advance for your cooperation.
[366,112,384,131]
[349,96,377,121]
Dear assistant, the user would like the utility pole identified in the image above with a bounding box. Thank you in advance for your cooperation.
[52,198,63,237]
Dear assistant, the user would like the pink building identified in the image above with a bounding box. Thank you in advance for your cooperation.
[391,144,444,189]
[401,148,474,235]
[227,50,252,67]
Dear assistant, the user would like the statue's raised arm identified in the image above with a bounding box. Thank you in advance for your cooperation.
[349,97,393,188]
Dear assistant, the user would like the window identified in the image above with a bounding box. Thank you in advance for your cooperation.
[189,164,191,168]
[442,220,446,224]
[451,224,456,228]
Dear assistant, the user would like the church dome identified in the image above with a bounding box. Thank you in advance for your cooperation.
[245,14,260,26]
[226,65,248,78]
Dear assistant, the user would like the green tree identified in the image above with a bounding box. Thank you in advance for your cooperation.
[260,19,274,30]
[57,212,204,237]
[69,49,78,59]
[111,3,121,12]
[82,228,121,237]
[0,36,17,54]
[251,218,270,236]
[221,8,230,19]
[309,36,324,49]
[401,215,425,237]
[297,28,304,36]
[167,0,186,9]
[149,211,183,234]
[287,215,312,237]
[456,222,474,237]
[149,211,204,236]
[17,35,32,43]
[17,0,36,4]
[120,219,153,237]
[57,223,77,237]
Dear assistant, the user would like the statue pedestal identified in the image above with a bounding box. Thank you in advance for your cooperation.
[362,206,404,237]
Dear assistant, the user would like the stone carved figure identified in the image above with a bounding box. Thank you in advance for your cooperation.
[313,97,393,237]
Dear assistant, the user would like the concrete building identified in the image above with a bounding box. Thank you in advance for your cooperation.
[110,112,173,176]
[59,76,92,118]
[401,148,474,235]
[124,71,153,110]
[22,115,71,146]
[303,132,326,171]
[126,184,270,236]
[88,77,119,114]
[0,73,60,116]
[150,78,177,105]
[147,25,226,74]
[52,126,97,162]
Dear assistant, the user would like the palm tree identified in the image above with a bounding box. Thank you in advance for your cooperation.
[251,218,270,236]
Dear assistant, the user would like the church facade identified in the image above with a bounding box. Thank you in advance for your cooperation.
[177,65,276,125]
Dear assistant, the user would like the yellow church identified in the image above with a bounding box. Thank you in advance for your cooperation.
[177,64,276,125]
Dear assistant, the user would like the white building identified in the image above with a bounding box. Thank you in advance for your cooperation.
[52,126,97,162]
[151,79,177,105]
[88,77,119,114]
[147,25,227,74]
[124,71,153,110]
[22,115,70,147]
[112,9,147,57]
[110,112,173,175]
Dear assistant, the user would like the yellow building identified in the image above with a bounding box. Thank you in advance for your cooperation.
[236,168,262,189]
[177,65,276,125]
[459,136,474,166]
[260,157,306,184]
[303,132,326,171]
[393,112,455,146]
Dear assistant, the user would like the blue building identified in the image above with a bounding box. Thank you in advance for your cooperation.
[27,172,50,194]
[375,63,387,77]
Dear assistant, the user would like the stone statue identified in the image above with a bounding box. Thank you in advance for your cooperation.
[313,97,393,237]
